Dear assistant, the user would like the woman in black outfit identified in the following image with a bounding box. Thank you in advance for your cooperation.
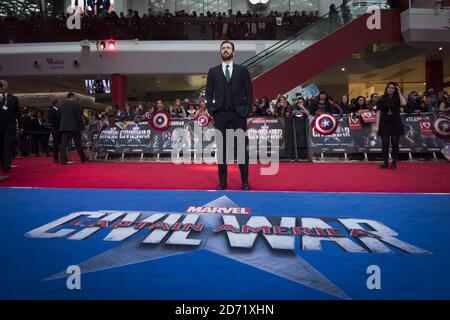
[375,82,407,169]
[309,91,333,115]
[350,96,367,114]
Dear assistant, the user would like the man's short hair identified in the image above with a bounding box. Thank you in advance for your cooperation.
[0,79,7,88]
[220,40,235,52]
[67,92,75,99]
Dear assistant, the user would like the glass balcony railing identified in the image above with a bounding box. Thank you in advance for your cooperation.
[245,1,390,78]
[410,0,450,9]
[194,1,390,99]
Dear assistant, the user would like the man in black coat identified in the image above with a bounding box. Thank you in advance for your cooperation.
[48,100,61,163]
[58,92,88,164]
[205,41,253,190]
[0,80,21,173]
[31,111,49,156]
[19,109,32,156]
[101,0,111,15]
[86,0,95,17]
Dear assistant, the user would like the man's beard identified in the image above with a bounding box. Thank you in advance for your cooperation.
[221,52,233,61]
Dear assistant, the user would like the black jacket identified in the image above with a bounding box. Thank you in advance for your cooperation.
[48,106,59,131]
[21,115,32,132]
[32,117,49,132]
[205,63,253,118]
[58,99,84,132]
[0,93,21,131]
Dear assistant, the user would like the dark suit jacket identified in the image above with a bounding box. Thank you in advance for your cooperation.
[0,93,21,132]
[21,115,32,132]
[48,106,59,131]
[205,63,253,118]
[58,99,84,132]
[32,117,49,133]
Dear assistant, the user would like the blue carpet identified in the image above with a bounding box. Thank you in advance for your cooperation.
[0,187,449,300]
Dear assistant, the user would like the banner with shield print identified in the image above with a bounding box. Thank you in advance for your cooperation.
[308,113,447,154]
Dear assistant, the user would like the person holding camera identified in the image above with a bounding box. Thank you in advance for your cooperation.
[375,82,407,169]
[171,99,187,119]
[292,97,310,118]
[404,91,427,114]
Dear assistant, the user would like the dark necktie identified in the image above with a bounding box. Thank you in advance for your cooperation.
[225,65,231,82]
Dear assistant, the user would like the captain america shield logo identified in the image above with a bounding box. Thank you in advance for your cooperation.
[144,111,152,120]
[150,111,170,131]
[432,116,450,139]
[197,115,211,127]
[313,113,338,135]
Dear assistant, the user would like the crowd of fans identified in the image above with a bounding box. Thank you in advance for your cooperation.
[14,88,450,156]
[2,5,320,23]
[248,89,450,119]
[80,88,450,128]
[1,4,321,41]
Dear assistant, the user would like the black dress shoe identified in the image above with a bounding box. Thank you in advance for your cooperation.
[217,183,227,190]
[3,166,12,172]
[53,159,59,164]
[379,163,389,169]
[390,163,397,169]
[242,182,250,191]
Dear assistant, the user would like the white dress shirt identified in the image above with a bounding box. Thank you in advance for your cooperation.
[222,61,233,79]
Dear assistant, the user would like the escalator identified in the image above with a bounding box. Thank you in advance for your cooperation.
[193,1,403,100]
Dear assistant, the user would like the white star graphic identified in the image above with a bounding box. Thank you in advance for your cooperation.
[321,119,330,127]
[442,122,449,131]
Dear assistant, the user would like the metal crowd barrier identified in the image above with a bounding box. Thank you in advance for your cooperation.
[14,113,448,162]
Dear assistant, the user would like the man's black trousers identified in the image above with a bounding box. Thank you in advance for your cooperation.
[213,110,249,184]
[60,131,87,163]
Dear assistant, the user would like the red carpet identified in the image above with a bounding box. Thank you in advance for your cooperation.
[1,154,449,193]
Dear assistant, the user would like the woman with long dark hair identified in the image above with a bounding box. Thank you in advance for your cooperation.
[309,91,332,115]
[351,96,367,113]
[375,82,407,169]
[339,94,350,113]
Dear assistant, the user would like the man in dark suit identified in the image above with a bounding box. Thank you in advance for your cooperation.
[31,111,49,156]
[48,100,61,163]
[86,0,95,17]
[19,109,32,156]
[58,92,88,164]
[101,0,111,15]
[0,80,21,174]
[205,41,253,190]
